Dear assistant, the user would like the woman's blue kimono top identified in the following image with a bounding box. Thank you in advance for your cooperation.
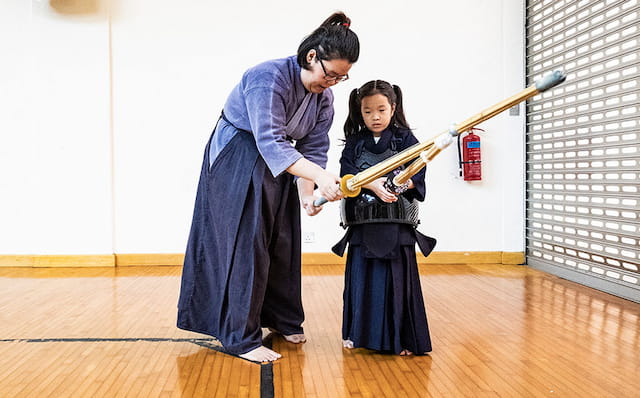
[210,55,333,175]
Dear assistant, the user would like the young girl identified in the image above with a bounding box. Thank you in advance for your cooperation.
[332,80,436,356]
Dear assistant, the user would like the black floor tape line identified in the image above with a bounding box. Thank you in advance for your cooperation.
[261,334,275,398]
[2,336,276,397]
[1,337,216,343]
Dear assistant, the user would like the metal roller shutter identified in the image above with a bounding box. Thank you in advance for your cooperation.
[525,0,640,302]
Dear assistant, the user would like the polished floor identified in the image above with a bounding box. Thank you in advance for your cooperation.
[0,263,639,397]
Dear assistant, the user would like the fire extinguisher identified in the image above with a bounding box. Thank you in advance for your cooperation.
[457,127,483,181]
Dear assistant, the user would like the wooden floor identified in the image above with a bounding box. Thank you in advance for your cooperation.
[1,263,639,397]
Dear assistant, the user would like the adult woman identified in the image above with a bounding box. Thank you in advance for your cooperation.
[177,12,360,363]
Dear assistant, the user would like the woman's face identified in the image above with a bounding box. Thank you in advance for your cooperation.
[301,50,352,94]
[361,93,396,135]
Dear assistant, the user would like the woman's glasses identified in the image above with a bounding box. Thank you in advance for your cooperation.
[318,58,349,83]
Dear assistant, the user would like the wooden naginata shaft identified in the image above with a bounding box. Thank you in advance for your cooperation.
[391,84,540,186]
[314,70,566,206]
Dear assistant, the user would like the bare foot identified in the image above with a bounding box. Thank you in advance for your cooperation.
[239,346,282,363]
[399,349,413,356]
[268,328,307,344]
[342,339,354,349]
[283,333,306,344]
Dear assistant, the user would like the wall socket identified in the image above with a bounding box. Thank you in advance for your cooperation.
[303,231,315,243]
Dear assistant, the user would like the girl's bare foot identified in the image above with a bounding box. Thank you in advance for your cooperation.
[399,349,413,356]
[239,346,282,363]
[342,339,354,349]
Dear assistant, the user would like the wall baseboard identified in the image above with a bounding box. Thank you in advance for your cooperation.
[0,255,115,267]
[501,251,526,265]
[0,252,525,267]
[310,251,525,265]
[115,253,185,266]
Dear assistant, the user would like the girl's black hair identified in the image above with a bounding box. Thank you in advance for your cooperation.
[343,80,411,137]
[297,12,360,69]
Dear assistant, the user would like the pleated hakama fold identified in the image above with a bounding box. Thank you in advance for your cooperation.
[177,130,304,355]
[338,224,435,355]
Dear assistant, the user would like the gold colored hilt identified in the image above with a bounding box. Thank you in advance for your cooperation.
[340,174,361,197]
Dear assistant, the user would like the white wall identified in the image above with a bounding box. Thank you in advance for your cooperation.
[0,0,525,256]
[1,1,113,255]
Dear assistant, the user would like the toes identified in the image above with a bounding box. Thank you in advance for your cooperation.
[283,334,307,344]
[269,328,307,344]
[239,346,282,363]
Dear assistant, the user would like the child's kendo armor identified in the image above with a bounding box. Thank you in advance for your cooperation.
[340,138,420,229]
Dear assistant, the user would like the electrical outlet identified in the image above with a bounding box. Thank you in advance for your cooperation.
[303,231,315,243]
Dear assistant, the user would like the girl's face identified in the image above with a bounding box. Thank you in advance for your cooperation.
[361,93,395,135]
[301,50,352,94]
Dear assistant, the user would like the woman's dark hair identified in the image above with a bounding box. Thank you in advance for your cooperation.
[297,12,360,69]
[343,80,411,137]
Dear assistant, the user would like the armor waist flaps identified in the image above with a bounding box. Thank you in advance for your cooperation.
[340,194,420,228]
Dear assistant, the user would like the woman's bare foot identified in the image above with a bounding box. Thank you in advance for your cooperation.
[283,333,307,343]
[239,346,282,363]
[342,339,354,349]
[268,328,307,344]
[399,349,413,356]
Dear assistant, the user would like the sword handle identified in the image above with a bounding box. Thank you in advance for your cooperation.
[313,196,328,207]
[312,175,359,207]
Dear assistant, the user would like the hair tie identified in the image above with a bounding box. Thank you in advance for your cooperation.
[342,22,350,27]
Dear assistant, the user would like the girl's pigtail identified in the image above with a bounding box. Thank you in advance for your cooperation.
[392,84,411,129]
[343,88,362,138]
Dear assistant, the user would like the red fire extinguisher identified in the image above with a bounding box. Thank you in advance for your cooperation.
[457,127,483,181]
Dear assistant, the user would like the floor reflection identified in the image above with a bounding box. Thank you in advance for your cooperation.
[176,344,261,397]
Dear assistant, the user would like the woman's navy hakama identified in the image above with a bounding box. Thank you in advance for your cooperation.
[177,131,304,355]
